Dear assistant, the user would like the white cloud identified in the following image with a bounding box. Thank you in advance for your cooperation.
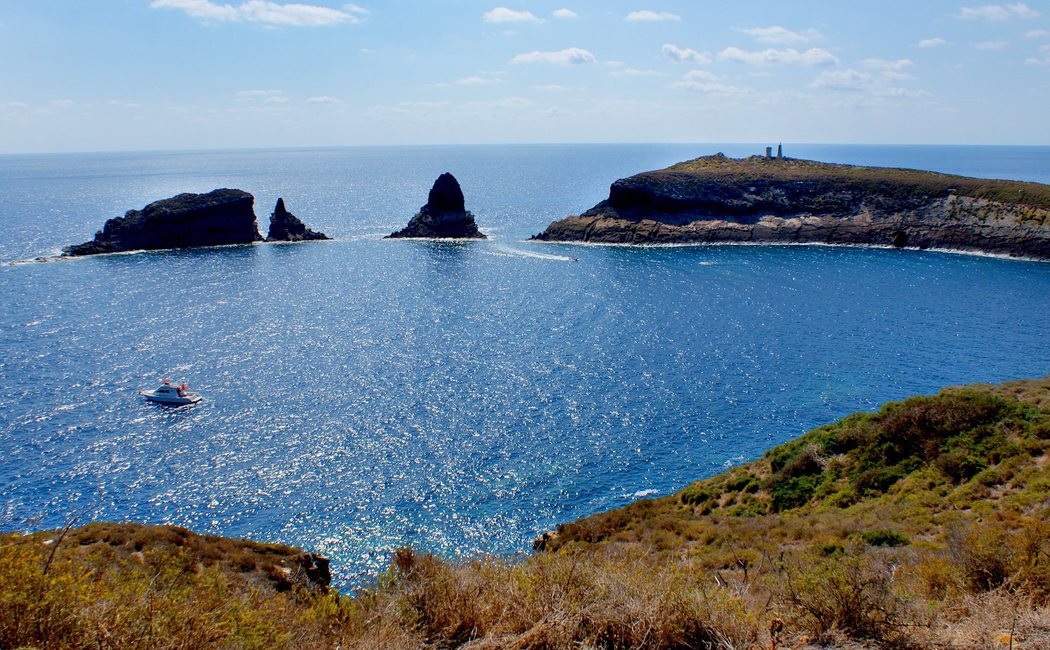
[483,7,541,23]
[918,37,947,47]
[734,26,821,44]
[626,10,681,22]
[3,101,30,109]
[533,84,568,91]
[973,40,1009,49]
[811,69,874,91]
[1026,29,1050,37]
[718,46,838,66]
[811,68,929,98]
[237,89,283,97]
[553,8,577,18]
[107,100,143,108]
[512,47,596,64]
[306,95,341,103]
[959,3,1039,21]
[662,43,711,63]
[681,70,718,82]
[264,95,289,103]
[673,71,751,94]
[610,67,667,77]
[343,3,368,14]
[150,0,366,26]
[862,58,914,70]
[456,75,503,85]
[1026,43,1050,63]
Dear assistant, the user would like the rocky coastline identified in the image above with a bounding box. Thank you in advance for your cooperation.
[387,172,486,239]
[6,376,1048,648]
[63,190,327,257]
[531,154,1050,260]
[266,197,330,242]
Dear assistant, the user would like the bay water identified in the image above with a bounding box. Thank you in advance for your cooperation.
[2,143,1049,587]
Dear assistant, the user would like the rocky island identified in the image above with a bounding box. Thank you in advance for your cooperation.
[63,190,327,256]
[266,197,330,242]
[387,172,486,239]
[532,154,1050,259]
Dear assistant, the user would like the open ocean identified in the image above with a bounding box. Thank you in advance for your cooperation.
[2,143,1049,588]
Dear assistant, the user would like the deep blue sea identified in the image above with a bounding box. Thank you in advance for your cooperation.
[1,143,1049,588]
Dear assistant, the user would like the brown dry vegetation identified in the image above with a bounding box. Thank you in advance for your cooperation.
[665,155,1050,214]
[2,377,1048,648]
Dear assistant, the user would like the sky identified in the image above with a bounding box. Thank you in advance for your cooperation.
[1,1,1049,153]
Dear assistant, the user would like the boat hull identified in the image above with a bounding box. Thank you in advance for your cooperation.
[141,391,202,405]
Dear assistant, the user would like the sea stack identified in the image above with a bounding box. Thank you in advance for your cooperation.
[265,198,330,242]
[387,173,486,239]
[63,189,261,256]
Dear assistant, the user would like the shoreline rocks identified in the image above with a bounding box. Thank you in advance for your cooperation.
[63,190,330,257]
[64,189,260,256]
[387,173,486,239]
[531,154,1050,260]
[265,198,329,242]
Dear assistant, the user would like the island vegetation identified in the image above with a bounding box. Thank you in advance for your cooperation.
[2,377,1048,648]
[533,154,1050,259]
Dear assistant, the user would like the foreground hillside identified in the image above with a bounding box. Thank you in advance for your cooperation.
[2,377,1048,648]
[532,154,1050,259]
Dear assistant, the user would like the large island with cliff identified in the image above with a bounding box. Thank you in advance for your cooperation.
[532,154,1050,259]
[63,190,327,257]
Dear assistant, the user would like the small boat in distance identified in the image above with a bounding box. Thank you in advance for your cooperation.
[141,378,202,405]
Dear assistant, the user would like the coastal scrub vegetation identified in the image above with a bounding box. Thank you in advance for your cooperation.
[2,377,1048,648]
[666,154,1050,215]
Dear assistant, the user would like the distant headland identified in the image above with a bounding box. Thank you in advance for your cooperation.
[63,191,328,257]
[531,153,1050,260]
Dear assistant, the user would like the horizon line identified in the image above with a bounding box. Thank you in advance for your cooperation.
[4,141,1050,157]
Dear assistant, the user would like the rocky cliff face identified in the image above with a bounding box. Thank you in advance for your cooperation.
[64,189,262,256]
[265,198,329,242]
[532,154,1050,259]
[387,173,486,239]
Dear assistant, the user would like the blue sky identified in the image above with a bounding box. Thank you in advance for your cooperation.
[1,1,1049,152]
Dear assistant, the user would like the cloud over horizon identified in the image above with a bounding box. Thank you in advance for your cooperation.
[483,7,542,23]
[512,48,596,64]
[662,43,711,63]
[625,10,681,22]
[734,26,821,44]
[150,0,368,26]
[959,3,1039,21]
[718,46,838,66]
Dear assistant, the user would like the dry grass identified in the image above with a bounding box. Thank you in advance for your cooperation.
[665,154,1050,212]
[2,377,1048,648]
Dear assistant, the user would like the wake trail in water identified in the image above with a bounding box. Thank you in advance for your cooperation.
[488,245,577,262]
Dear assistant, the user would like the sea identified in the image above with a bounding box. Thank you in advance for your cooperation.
[1,143,1049,588]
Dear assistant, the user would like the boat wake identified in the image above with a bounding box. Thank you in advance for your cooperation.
[487,245,577,262]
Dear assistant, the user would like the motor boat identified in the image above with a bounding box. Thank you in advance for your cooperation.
[141,378,202,405]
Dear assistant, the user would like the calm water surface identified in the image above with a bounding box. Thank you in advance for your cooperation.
[1,144,1049,587]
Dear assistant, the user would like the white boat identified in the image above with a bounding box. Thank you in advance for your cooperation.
[141,379,202,405]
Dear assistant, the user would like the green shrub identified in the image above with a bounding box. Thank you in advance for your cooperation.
[861,530,909,547]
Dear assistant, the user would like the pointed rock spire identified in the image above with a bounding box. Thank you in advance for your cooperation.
[386,173,486,239]
[266,197,329,242]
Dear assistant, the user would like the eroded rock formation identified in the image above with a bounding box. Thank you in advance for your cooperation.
[387,173,485,239]
[64,189,261,256]
[265,198,329,242]
[531,154,1050,259]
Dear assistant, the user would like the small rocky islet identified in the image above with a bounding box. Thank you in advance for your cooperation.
[386,172,486,239]
[531,153,1050,259]
[63,190,328,257]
